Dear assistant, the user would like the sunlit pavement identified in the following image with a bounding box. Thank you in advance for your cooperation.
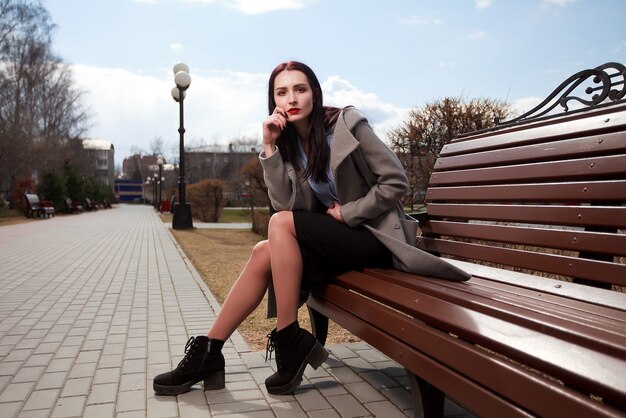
[0,205,473,417]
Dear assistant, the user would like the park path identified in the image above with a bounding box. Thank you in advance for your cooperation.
[0,204,472,417]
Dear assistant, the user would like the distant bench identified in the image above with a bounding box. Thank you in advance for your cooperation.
[306,62,626,417]
[66,198,83,214]
[24,193,54,218]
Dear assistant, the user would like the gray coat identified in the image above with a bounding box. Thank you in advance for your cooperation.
[260,108,470,314]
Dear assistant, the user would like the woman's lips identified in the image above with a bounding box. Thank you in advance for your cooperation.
[287,108,300,115]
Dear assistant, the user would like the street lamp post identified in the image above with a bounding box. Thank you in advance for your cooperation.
[171,63,193,229]
[157,154,164,211]
[153,173,158,208]
[145,178,151,204]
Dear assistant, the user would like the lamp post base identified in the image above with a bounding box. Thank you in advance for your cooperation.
[172,203,194,230]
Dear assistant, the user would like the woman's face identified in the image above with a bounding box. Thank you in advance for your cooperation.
[273,70,314,125]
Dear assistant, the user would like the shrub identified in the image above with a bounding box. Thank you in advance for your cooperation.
[251,209,270,238]
[187,179,226,222]
[9,176,36,214]
[64,162,85,203]
[39,171,66,211]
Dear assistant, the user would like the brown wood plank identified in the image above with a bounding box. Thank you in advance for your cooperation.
[307,290,539,418]
[328,271,626,406]
[435,131,626,170]
[420,220,626,257]
[429,154,626,186]
[364,269,626,350]
[426,203,626,228]
[440,106,626,156]
[308,288,624,418]
[416,238,626,286]
[426,180,626,203]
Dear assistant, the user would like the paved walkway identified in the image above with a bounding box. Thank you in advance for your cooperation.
[0,205,473,418]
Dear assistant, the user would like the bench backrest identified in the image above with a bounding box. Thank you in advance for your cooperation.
[24,193,41,208]
[418,102,626,290]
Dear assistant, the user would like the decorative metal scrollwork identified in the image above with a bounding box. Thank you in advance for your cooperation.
[497,62,626,125]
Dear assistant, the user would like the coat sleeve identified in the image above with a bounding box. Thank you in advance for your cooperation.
[259,147,297,211]
[340,119,409,227]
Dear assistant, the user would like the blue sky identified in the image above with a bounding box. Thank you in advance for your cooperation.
[44,0,626,168]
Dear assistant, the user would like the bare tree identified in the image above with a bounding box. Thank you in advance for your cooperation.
[389,96,511,209]
[150,136,165,157]
[0,0,90,197]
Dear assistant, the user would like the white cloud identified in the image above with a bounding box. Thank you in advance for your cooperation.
[475,0,492,9]
[176,0,306,14]
[170,43,183,51]
[510,96,542,118]
[542,0,577,6]
[439,61,457,69]
[132,0,158,3]
[469,30,486,40]
[71,65,268,166]
[322,76,409,142]
[70,65,408,166]
[400,16,445,27]
[227,0,305,14]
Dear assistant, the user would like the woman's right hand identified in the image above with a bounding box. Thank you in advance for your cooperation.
[262,107,288,156]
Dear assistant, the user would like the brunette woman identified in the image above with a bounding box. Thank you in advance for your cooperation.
[153,61,469,397]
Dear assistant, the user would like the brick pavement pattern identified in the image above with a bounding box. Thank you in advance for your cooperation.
[0,205,472,417]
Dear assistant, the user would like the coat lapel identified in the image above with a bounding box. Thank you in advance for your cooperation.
[330,108,362,180]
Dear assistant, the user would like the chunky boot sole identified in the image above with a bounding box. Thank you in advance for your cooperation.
[153,368,225,396]
[266,340,329,395]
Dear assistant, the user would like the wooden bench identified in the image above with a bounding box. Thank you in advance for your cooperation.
[23,193,45,218]
[306,62,626,418]
[40,200,55,218]
[85,198,98,211]
[66,197,83,213]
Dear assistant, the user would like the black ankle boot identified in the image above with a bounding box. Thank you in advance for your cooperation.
[153,336,225,395]
[264,321,328,395]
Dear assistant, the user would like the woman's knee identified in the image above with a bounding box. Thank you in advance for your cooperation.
[268,211,295,238]
[251,240,270,261]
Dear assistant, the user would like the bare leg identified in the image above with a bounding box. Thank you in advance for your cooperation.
[207,240,271,341]
[267,211,302,330]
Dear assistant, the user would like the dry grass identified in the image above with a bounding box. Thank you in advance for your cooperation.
[0,209,34,226]
[169,227,359,351]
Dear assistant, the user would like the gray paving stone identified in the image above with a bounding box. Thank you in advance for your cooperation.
[0,206,473,418]
[82,402,115,418]
[50,395,85,418]
[22,388,60,411]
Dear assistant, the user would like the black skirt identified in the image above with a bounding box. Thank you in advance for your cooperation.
[292,210,392,290]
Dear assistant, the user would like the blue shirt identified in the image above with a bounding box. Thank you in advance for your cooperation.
[297,133,338,207]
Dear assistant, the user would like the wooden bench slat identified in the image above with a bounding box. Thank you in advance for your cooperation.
[440,105,626,156]
[426,180,626,203]
[417,238,626,286]
[420,220,626,257]
[326,272,626,408]
[365,270,626,352]
[426,203,626,228]
[435,131,626,170]
[429,154,626,186]
[446,259,626,311]
[463,279,626,334]
[307,288,606,418]
[308,288,623,418]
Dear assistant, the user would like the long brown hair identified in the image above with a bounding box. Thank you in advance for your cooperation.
[268,61,342,182]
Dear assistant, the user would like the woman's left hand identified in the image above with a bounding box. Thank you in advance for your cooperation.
[326,201,345,223]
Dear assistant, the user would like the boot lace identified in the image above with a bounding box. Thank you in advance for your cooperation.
[265,331,276,363]
[178,336,197,370]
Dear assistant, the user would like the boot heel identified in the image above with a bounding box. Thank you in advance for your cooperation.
[307,341,329,370]
[203,368,225,390]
